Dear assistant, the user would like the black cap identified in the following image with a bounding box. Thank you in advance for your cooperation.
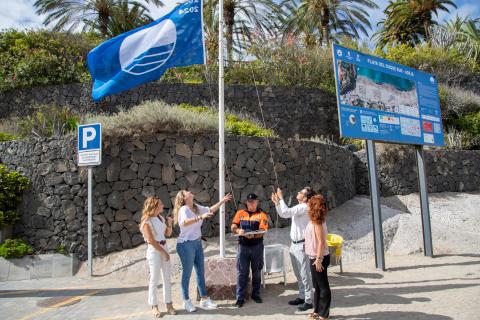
[246,193,258,201]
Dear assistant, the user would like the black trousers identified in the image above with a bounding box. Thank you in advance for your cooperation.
[236,242,264,300]
[309,254,331,318]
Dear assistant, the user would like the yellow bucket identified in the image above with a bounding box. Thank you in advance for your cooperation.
[326,233,343,264]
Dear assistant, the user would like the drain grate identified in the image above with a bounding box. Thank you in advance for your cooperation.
[37,296,81,308]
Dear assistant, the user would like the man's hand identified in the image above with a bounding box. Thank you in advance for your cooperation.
[276,188,283,199]
[237,229,245,235]
[271,192,279,205]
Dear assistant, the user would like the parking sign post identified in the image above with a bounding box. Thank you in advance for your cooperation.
[78,123,102,278]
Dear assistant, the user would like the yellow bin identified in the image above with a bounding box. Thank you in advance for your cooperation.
[327,233,343,272]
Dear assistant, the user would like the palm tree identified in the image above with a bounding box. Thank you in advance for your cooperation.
[106,0,153,37]
[430,16,480,61]
[34,0,163,37]
[282,0,378,47]
[204,0,280,62]
[382,0,456,43]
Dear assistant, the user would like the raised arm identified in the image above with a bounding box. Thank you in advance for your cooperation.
[209,193,233,214]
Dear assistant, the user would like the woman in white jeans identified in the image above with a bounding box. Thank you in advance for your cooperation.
[140,197,176,318]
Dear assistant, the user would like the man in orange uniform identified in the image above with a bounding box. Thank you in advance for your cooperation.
[231,193,269,308]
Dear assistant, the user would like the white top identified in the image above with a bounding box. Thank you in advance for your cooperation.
[177,204,210,243]
[275,199,310,242]
[141,216,167,242]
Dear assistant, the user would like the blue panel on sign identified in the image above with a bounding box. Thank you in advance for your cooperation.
[78,123,102,151]
[332,44,444,146]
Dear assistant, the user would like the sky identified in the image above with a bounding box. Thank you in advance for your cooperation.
[0,0,479,39]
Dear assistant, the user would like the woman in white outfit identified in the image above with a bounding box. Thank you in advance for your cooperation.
[140,197,176,318]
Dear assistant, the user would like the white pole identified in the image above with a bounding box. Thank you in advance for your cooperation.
[218,0,226,258]
[87,167,93,277]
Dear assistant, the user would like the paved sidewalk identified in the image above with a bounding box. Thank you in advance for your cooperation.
[1,254,479,320]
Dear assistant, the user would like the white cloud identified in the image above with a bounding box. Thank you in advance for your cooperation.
[0,0,45,30]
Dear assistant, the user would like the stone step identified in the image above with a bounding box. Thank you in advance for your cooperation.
[0,254,80,281]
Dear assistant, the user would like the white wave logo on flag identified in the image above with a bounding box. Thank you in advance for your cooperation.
[119,19,177,75]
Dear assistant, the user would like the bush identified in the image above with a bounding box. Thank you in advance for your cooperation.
[0,132,17,141]
[18,105,79,138]
[444,127,476,150]
[86,101,219,137]
[440,85,480,120]
[0,165,30,227]
[453,112,480,137]
[0,29,101,91]
[179,103,275,137]
[378,44,479,85]
[0,239,33,259]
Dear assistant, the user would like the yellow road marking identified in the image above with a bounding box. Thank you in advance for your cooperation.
[17,289,103,320]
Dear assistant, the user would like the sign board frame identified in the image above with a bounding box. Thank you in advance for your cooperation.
[332,43,444,147]
[78,123,102,166]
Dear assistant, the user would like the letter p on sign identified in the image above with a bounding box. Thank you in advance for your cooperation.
[82,127,97,149]
[78,123,102,166]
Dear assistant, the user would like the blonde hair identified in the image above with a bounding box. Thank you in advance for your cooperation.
[140,197,162,227]
[173,190,198,225]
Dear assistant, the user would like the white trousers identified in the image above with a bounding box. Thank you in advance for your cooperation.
[147,246,172,306]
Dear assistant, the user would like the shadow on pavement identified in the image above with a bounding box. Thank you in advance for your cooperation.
[333,311,452,319]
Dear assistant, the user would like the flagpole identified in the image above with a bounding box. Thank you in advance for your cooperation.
[218,0,226,258]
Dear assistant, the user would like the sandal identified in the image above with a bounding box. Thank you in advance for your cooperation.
[166,303,177,315]
[308,313,319,319]
[151,305,162,318]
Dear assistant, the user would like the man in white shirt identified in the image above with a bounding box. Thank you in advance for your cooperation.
[272,187,315,311]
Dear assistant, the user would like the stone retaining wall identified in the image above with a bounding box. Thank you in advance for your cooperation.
[355,147,480,196]
[0,134,356,260]
[0,82,338,140]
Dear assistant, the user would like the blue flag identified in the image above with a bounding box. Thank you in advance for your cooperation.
[88,0,205,101]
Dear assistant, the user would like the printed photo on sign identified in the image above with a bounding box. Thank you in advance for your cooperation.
[337,61,419,118]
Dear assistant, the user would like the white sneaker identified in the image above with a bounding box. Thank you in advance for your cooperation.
[199,297,218,309]
[183,299,197,312]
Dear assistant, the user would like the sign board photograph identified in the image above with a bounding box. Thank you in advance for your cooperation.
[332,43,444,146]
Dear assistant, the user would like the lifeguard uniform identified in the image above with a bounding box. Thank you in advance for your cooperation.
[232,208,269,301]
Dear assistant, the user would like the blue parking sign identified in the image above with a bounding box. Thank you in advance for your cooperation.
[78,123,102,166]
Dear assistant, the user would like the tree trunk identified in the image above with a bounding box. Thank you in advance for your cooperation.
[99,12,110,37]
[224,5,235,64]
[423,18,430,42]
[321,6,330,46]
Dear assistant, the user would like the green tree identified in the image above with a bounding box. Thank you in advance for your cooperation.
[34,0,163,37]
[375,0,456,47]
[204,0,280,62]
[105,0,154,37]
[282,0,378,47]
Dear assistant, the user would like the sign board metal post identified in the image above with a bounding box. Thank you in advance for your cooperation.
[78,123,102,278]
[87,168,93,277]
[415,146,434,257]
[366,140,386,270]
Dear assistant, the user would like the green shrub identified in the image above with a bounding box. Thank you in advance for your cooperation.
[0,239,33,259]
[0,29,101,91]
[56,244,68,255]
[453,112,480,136]
[444,127,476,150]
[0,165,30,227]
[178,103,275,137]
[19,105,79,138]
[340,137,364,151]
[0,132,17,141]
[378,44,479,84]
